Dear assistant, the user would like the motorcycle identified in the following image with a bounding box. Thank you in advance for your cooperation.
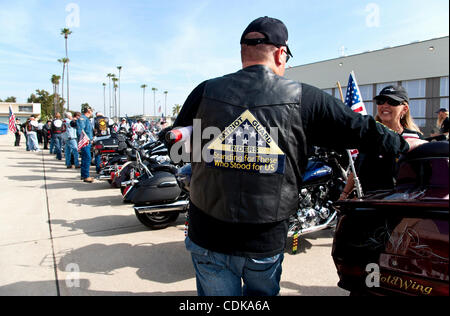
[332,141,449,296]
[121,137,190,229]
[94,131,132,184]
[288,147,349,238]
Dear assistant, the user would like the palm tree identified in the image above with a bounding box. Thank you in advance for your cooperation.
[102,83,107,114]
[151,87,158,116]
[117,66,122,118]
[112,77,119,119]
[163,91,168,117]
[173,104,181,117]
[141,84,148,116]
[113,83,119,122]
[58,58,69,104]
[51,75,61,116]
[106,73,114,117]
[61,28,72,110]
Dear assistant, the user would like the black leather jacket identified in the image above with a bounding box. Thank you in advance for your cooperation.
[177,65,409,225]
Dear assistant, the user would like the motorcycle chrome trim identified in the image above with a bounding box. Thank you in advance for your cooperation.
[134,200,189,214]
[287,210,337,237]
[97,175,113,180]
[159,181,178,188]
[121,180,139,187]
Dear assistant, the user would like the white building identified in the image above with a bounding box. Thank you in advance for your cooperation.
[0,102,42,124]
[285,36,449,136]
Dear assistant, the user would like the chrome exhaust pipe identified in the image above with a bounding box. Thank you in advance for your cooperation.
[121,180,139,187]
[97,175,112,180]
[134,200,189,214]
[287,211,337,237]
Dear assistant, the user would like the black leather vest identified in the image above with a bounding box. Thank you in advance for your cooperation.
[190,65,308,224]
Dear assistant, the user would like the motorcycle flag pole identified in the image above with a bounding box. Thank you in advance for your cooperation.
[337,80,364,199]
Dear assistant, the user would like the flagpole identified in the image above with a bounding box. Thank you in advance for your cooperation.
[336,81,364,199]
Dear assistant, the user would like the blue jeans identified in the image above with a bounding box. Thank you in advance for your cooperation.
[185,237,283,296]
[65,139,80,167]
[27,132,39,151]
[53,134,63,160]
[49,136,55,153]
[80,144,92,179]
[95,154,102,173]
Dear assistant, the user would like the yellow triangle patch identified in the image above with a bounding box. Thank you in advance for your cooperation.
[207,110,284,155]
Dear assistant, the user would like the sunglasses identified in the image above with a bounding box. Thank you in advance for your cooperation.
[376,97,403,107]
[282,50,290,62]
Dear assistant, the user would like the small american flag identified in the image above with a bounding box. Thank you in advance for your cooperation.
[8,106,17,134]
[345,71,367,116]
[78,130,90,151]
[345,72,367,158]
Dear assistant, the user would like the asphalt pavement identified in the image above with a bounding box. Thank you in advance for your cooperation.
[0,133,348,296]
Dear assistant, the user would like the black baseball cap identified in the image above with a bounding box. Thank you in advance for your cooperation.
[436,108,448,113]
[240,16,293,58]
[374,85,409,103]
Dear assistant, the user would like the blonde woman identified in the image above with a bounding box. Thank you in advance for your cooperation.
[340,85,426,199]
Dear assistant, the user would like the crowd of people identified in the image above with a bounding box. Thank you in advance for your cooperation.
[12,106,169,183]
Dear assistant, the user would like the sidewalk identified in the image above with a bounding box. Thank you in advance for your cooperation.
[0,133,348,296]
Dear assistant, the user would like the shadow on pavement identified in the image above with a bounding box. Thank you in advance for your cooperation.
[57,241,195,284]
[51,215,148,237]
[0,280,197,296]
[50,215,185,237]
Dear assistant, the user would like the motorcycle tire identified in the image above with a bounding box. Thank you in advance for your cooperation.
[134,210,180,230]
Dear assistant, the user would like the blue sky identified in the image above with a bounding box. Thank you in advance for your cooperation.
[0,0,448,117]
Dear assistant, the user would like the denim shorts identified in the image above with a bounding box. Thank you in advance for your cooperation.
[185,237,283,296]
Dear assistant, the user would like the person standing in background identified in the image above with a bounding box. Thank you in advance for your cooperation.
[14,118,21,146]
[77,106,95,183]
[63,112,80,169]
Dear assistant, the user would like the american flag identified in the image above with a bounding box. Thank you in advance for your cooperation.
[8,105,17,134]
[78,130,90,151]
[345,71,367,116]
[344,72,367,158]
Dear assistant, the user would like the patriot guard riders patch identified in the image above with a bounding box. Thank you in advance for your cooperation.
[207,110,286,174]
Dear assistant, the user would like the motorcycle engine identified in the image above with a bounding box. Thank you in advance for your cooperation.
[294,184,332,231]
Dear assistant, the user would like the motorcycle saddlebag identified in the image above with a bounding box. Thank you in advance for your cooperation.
[131,171,181,205]
[332,141,449,296]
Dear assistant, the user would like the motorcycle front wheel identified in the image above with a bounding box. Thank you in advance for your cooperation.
[134,210,180,230]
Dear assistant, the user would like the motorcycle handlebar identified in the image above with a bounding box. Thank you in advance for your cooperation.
[165,126,193,145]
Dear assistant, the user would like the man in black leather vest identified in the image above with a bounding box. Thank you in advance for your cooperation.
[173,16,424,296]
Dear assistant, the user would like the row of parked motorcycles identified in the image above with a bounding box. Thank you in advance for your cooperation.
[93,128,349,235]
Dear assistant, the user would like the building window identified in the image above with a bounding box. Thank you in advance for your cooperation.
[440,77,449,111]
[376,82,397,94]
[441,98,449,110]
[364,101,374,116]
[440,77,449,97]
[359,85,373,101]
[409,99,427,127]
[18,106,33,113]
[402,79,426,98]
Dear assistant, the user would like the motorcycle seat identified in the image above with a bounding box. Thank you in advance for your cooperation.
[152,164,178,175]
